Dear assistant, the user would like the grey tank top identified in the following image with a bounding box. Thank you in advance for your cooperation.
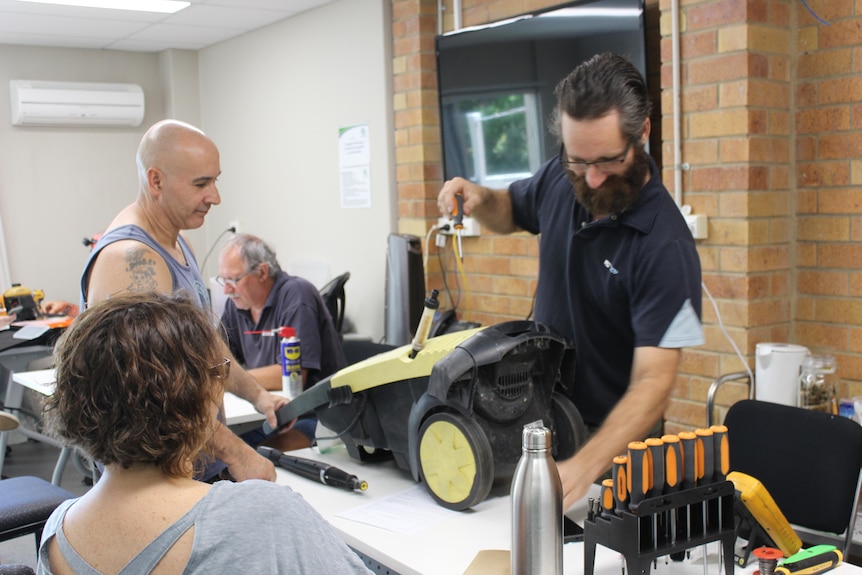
[48,497,202,574]
[80,224,210,310]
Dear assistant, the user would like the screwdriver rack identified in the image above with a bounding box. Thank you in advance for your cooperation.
[584,480,736,575]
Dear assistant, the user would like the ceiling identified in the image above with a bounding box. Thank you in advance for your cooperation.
[0,0,337,52]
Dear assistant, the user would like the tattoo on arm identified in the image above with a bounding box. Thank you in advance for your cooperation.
[124,248,160,292]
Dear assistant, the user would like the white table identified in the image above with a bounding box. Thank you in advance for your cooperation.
[272,446,841,575]
[2,369,274,483]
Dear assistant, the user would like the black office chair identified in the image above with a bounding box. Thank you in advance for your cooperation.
[724,399,862,558]
[318,272,350,336]
[0,415,75,555]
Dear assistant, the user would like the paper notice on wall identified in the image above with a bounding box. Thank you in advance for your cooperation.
[338,123,371,208]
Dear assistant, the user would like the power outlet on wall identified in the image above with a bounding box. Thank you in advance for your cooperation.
[684,214,708,240]
[680,205,707,240]
[437,216,481,237]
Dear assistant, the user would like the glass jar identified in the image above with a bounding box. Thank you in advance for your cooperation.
[798,354,837,413]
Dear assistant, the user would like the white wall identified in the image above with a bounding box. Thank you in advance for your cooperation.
[197,0,394,340]
[0,0,393,340]
[0,45,166,304]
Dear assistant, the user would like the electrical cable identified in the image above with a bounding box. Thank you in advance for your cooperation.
[436,234,459,310]
[452,233,471,321]
[799,0,830,26]
[701,280,755,398]
[423,221,442,276]
[199,225,237,277]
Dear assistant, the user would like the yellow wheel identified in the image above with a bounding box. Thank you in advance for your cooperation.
[418,412,493,510]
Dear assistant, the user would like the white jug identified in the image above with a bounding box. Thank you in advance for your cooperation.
[755,343,809,407]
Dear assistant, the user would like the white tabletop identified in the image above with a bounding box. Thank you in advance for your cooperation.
[270,446,855,575]
[11,368,271,427]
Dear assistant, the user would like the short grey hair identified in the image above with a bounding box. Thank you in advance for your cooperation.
[222,233,281,278]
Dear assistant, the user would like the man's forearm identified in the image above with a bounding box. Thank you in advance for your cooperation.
[558,347,680,508]
[209,421,276,482]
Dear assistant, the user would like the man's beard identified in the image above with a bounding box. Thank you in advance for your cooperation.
[566,145,651,217]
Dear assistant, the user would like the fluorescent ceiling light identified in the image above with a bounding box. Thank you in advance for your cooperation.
[538,7,642,18]
[13,0,190,13]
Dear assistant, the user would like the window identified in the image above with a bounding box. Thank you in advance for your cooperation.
[441,91,542,188]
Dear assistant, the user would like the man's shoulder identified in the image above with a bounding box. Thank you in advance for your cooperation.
[274,273,319,297]
[85,238,173,302]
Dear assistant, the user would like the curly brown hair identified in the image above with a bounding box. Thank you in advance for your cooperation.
[44,292,226,477]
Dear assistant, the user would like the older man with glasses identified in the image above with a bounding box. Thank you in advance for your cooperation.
[437,53,704,509]
[217,233,346,451]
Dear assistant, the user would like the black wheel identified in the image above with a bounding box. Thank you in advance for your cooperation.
[417,411,494,510]
[550,392,587,460]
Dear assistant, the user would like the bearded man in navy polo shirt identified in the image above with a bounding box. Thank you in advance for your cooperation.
[438,53,704,509]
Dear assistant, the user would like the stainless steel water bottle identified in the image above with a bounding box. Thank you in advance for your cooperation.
[511,420,563,575]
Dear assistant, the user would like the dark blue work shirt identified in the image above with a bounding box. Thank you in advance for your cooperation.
[509,156,704,426]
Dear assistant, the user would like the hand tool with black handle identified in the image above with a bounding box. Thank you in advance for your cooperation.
[627,441,649,511]
[662,434,682,550]
[710,425,729,481]
[613,455,629,515]
[257,446,368,492]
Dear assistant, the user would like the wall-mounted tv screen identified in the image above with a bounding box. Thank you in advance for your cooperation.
[436,0,646,188]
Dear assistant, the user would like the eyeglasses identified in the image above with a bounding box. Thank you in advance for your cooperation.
[215,265,258,287]
[209,357,231,380]
[559,141,632,175]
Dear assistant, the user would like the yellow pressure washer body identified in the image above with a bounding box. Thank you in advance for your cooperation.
[266,320,586,510]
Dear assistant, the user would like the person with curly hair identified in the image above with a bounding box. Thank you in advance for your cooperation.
[38,292,371,575]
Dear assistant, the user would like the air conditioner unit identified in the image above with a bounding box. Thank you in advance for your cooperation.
[9,80,145,127]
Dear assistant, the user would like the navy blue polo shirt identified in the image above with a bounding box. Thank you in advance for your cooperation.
[509,156,704,427]
[220,271,346,388]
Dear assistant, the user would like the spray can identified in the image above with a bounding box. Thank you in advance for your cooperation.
[279,327,302,399]
[409,289,440,359]
[511,420,563,575]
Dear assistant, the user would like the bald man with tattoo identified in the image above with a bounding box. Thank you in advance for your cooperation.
[80,119,288,483]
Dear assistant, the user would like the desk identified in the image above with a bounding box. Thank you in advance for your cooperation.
[0,345,53,479]
[2,368,274,483]
[272,447,862,575]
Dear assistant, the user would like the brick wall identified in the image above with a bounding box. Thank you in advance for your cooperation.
[390,0,862,432]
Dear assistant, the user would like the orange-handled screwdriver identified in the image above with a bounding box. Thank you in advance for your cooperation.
[627,441,649,511]
[453,193,464,259]
[645,437,664,498]
[612,455,629,514]
[662,434,682,492]
[679,431,697,489]
[601,478,615,518]
[662,434,683,549]
[695,428,714,484]
[710,424,730,481]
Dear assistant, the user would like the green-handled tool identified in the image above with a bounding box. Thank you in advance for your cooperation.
[776,545,842,575]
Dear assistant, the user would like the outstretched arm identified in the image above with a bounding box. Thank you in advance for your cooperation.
[556,346,681,510]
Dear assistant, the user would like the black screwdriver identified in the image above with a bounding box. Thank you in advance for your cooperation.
[257,446,368,492]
